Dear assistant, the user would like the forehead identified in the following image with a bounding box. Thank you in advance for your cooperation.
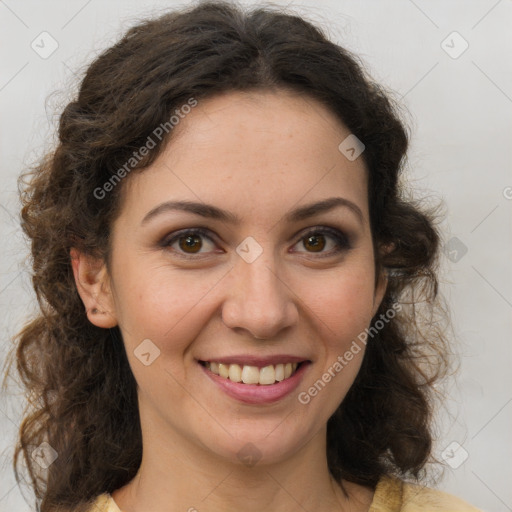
[119,89,369,226]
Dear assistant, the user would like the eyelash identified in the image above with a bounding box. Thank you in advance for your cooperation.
[160,226,351,260]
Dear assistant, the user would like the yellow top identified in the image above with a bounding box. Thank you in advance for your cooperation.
[86,475,481,511]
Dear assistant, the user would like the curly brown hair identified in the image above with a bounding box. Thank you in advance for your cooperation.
[3,1,450,511]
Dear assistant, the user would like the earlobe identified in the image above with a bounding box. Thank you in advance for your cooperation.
[70,248,117,328]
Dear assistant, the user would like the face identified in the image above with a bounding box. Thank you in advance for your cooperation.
[74,89,386,467]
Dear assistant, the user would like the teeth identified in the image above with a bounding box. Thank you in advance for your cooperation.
[241,365,260,384]
[228,364,242,382]
[203,361,301,385]
[259,365,275,385]
[218,363,229,379]
[275,363,285,381]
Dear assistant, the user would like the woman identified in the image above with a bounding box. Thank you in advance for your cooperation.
[7,1,480,511]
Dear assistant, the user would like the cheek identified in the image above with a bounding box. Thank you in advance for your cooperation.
[293,268,376,417]
[113,265,222,355]
[302,264,377,346]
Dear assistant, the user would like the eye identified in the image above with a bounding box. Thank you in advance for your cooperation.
[160,226,351,260]
[161,228,219,258]
[292,227,351,256]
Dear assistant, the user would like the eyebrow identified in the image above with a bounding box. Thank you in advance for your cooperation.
[141,197,364,226]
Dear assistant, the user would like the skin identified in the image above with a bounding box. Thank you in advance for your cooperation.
[72,89,387,512]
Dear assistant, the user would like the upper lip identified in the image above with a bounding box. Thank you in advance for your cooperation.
[198,354,310,367]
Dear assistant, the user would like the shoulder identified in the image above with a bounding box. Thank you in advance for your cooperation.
[86,481,482,512]
[84,493,122,512]
[400,479,482,512]
[370,475,482,512]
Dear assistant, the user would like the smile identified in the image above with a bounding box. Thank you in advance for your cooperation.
[200,361,301,385]
[198,358,311,404]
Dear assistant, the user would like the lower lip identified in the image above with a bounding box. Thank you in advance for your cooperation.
[199,361,310,404]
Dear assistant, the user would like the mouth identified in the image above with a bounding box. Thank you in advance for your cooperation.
[198,358,311,404]
[199,360,305,385]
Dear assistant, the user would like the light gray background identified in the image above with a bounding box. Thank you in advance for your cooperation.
[1,1,511,511]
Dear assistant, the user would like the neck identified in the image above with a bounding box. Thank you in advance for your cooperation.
[111,408,373,512]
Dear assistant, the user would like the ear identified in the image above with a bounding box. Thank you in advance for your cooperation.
[371,268,388,317]
[371,242,394,317]
[70,248,117,328]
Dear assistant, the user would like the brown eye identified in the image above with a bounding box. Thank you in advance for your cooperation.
[303,234,326,252]
[179,234,203,253]
[162,228,218,258]
[293,227,351,256]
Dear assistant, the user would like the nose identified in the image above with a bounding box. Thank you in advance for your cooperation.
[221,252,299,340]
